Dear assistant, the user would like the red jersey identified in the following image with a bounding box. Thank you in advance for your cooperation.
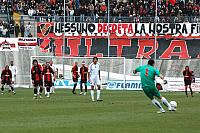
[183,70,192,80]
[31,64,43,81]
[43,67,54,82]
[1,69,12,81]
[80,66,88,81]
[71,65,78,78]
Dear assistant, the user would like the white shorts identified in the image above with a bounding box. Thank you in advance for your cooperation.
[90,76,101,86]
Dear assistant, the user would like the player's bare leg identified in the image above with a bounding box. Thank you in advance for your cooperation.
[185,86,188,97]
[97,85,103,101]
[90,85,95,102]
[189,85,193,97]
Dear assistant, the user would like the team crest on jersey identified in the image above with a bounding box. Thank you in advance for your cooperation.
[40,23,52,36]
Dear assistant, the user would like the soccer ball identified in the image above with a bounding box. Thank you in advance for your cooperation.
[170,101,177,111]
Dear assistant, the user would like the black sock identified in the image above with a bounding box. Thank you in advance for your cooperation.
[34,88,37,95]
[185,89,188,96]
[73,83,77,92]
[39,87,43,94]
[10,86,14,91]
[47,87,50,92]
[80,82,83,92]
[1,86,4,91]
[85,83,87,92]
[189,88,193,95]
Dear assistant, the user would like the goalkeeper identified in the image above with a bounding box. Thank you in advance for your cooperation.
[133,59,172,113]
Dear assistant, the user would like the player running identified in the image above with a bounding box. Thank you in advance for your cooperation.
[71,62,79,94]
[49,60,56,94]
[88,57,102,102]
[133,59,172,113]
[1,65,16,95]
[183,66,193,97]
[80,61,88,95]
[31,59,43,99]
[9,61,17,92]
[43,62,55,98]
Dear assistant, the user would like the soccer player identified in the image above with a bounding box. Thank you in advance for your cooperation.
[9,61,17,92]
[80,61,88,95]
[71,62,79,94]
[31,59,43,99]
[1,65,16,95]
[133,59,172,113]
[43,62,55,98]
[183,66,193,97]
[88,57,102,102]
[49,60,56,94]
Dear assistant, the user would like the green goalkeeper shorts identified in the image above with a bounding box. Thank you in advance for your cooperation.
[143,86,161,100]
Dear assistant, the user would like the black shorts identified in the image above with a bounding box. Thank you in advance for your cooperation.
[33,80,43,87]
[73,78,78,82]
[1,80,11,85]
[184,79,191,86]
[81,80,87,83]
[44,81,52,87]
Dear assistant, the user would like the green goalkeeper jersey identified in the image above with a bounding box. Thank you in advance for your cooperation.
[135,65,160,88]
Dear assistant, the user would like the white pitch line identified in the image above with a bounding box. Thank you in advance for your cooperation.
[0,98,25,100]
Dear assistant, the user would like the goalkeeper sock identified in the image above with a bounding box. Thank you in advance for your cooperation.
[97,90,101,100]
[161,97,171,110]
[189,87,193,96]
[90,90,94,101]
[152,99,164,110]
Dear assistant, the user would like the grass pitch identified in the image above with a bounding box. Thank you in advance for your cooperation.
[0,89,199,133]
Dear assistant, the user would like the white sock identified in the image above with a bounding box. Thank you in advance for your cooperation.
[97,90,101,100]
[44,87,47,94]
[152,99,164,110]
[90,90,94,101]
[161,97,171,110]
[52,86,55,93]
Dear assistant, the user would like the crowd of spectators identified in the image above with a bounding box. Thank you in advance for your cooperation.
[0,20,9,37]
[0,0,197,18]
[0,19,33,37]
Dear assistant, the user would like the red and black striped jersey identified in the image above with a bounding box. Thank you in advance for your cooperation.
[43,67,54,82]
[80,66,88,81]
[183,70,192,80]
[1,69,12,81]
[31,64,43,81]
